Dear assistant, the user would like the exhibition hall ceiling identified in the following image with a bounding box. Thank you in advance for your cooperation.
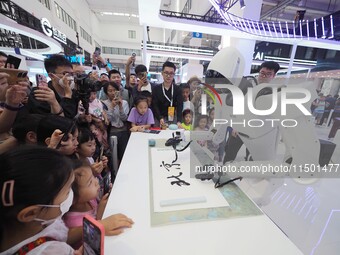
[85,0,139,24]
[85,0,340,23]
[261,0,340,22]
[85,0,339,46]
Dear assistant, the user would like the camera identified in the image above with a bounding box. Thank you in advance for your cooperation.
[74,73,102,114]
[165,131,182,147]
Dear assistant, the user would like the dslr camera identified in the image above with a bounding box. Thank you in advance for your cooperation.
[74,73,102,114]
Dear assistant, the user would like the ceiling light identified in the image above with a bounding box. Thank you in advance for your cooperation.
[239,0,246,9]
[102,12,113,15]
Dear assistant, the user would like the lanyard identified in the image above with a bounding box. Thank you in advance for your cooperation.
[162,83,173,107]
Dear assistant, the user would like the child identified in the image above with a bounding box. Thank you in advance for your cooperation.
[0,146,78,254]
[36,115,79,157]
[181,109,193,130]
[76,127,109,173]
[207,108,215,128]
[88,89,109,129]
[140,90,153,107]
[195,114,208,131]
[194,114,209,147]
[128,96,155,132]
[63,161,134,249]
[89,122,109,152]
[11,113,45,145]
[181,83,194,111]
[76,127,110,199]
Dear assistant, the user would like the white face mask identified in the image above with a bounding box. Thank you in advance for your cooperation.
[34,190,74,226]
[58,76,75,89]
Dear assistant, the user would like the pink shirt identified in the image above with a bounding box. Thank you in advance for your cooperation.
[63,199,98,249]
[89,99,105,120]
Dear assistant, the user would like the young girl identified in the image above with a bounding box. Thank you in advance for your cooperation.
[89,122,109,152]
[0,146,78,254]
[128,96,155,132]
[194,114,209,147]
[181,109,193,130]
[37,115,79,157]
[76,127,98,164]
[76,127,110,199]
[88,89,109,129]
[63,161,134,249]
[207,108,215,128]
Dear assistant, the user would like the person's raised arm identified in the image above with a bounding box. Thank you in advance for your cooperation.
[0,81,27,133]
[125,56,135,89]
[96,55,111,73]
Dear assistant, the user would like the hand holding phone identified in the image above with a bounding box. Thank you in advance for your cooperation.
[83,215,104,255]
[94,47,101,56]
[0,68,27,85]
[131,52,136,67]
[99,146,104,161]
[103,172,112,195]
[56,121,76,149]
[114,91,120,101]
[36,74,48,87]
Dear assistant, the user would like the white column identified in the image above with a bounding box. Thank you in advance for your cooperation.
[142,24,148,66]
[220,0,263,76]
[286,43,297,79]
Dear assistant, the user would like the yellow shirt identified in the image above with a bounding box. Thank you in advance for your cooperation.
[182,123,193,130]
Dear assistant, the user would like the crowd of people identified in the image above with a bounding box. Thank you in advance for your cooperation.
[311,93,340,126]
[0,48,334,254]
[0,51,218,254]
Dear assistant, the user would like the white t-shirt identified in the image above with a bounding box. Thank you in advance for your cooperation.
[0,218,73,255]
[140,83,152,93]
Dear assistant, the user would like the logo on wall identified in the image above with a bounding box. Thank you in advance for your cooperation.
[253,51,264,61]
[41,18,67,44]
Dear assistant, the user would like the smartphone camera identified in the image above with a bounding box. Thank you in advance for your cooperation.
[94,47,101,57]
[36,74,47,87]
[114,91,120,101]
[83,215,104,255]
[131,52,136,67]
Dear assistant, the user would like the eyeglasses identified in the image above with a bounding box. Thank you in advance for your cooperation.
[163,71,175,77]
[259,71,274,78]
[54,72,75,77]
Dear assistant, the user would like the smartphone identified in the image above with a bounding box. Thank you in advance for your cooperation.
[143,130,160,134]
[56,120,76,149]
[94,47,101,57]
[98,146,104,161]
[141,72,148,85]
[0,68,27,85]
[83,215,104,255]
[103,172,112,195]
[114,91,120,101]
[5,55,21,69]
[131,52,136,67]
[35,74,48,87]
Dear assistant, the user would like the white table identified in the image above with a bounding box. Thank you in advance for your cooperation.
[103,131,303,255]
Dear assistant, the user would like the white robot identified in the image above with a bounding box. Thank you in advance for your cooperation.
[191,47,323,205]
